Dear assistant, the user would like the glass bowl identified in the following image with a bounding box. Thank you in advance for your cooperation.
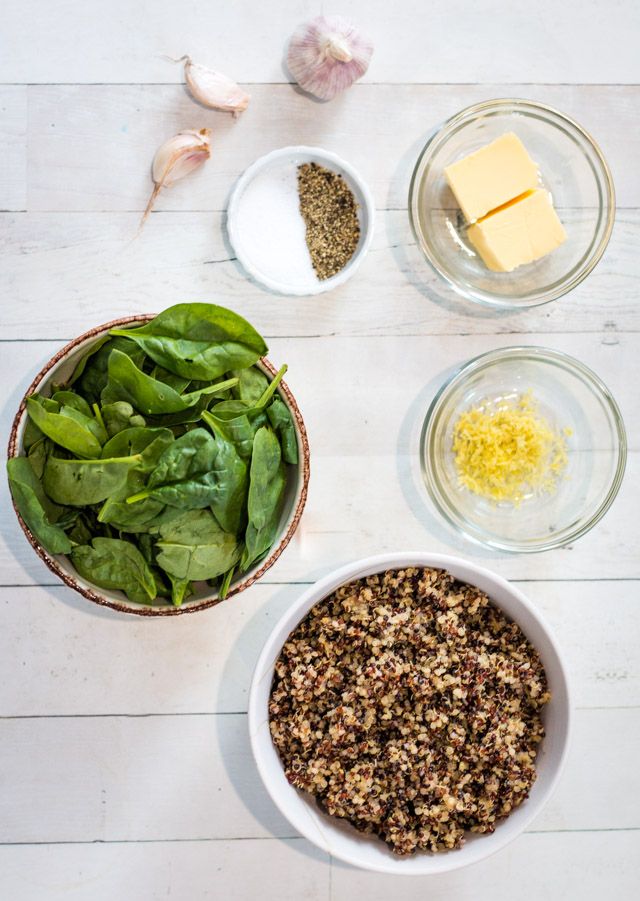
[409,99,615,308]
[420,347,626,552]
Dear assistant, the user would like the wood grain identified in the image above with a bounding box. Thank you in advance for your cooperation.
[0,211,638,339]
[0,839,330,901]
[0,579,637,717]
[1,0,639,85]
[22,84,640,212]
[0,710,638,843]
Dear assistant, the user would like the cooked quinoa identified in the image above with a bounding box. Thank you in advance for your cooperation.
[269,567,550,855]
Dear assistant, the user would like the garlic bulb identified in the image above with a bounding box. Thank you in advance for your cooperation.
[172,55,250,116]
[141,128,211,227]
[287,16,373,101]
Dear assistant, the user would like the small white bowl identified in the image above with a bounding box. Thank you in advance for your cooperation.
[227,146,375,296]
[249,552,571,875]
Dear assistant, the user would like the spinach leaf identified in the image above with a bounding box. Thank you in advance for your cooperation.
[97,469,165,533]
[6,457,73,555]
[72,336,147,404]
[109,302,268,380]
[101,401,146,437]
[155,509,241,582]
[218,564,236,600]
[167,573,193,607]
[27,437,52,480]
[26,395,103,459]
[207,434,248,534]
[58,402,108,446]
[202,407,267,459]
[241,427,285,572]
[101,427,173,471]
[51,390,93,418]
[126,429,219,509]
[43,454,142,506]
[103,349,238,415]
[267,397,299,464]
[150,366,191,394]
[71,537,156,605]
[231,366,270,404]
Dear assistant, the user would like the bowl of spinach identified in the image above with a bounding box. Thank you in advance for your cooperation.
[7,303,310,615]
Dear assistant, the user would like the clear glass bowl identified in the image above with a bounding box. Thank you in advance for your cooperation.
[420,347,626,552]
[409,99,615,308]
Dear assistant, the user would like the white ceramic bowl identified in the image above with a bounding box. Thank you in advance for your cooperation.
[249,552,571,875]
[227,146,375,295]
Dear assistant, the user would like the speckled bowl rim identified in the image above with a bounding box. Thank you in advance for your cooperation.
[7,315,311,616]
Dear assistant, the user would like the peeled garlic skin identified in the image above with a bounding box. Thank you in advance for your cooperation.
[287,15,373,101]
[183,58,250,115]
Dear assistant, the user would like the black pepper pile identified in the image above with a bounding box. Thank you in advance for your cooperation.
[297,162,360,280]
[269,567,550,855]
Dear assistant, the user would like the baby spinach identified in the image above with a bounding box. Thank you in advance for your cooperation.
[9,302,299,606]
[103,349,238,415]
[70,336,146,404]
[241,426,285,572]
[231,366,270,404]
[71,537,156,605]
[26,396,103,459]
[101,401,146,437]
[207,434,248,535]
[267,397,299,465]
[110,303,268,380]
[6,457,72,555]
[155,509,241,582]
[43,454,141,506]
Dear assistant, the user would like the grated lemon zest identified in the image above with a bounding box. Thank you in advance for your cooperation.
[452,392,569,505]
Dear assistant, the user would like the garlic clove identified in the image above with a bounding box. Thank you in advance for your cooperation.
[141,128,211,228]
[287,15,373,101]
[169,55,250,115]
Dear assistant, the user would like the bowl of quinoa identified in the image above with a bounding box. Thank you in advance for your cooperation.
[249,553,570,874]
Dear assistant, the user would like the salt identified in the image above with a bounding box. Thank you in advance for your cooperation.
[232,160,319,289]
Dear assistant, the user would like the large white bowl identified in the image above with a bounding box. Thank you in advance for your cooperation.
[249,552,571,875]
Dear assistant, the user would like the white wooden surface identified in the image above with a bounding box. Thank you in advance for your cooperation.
[1,1,639,898]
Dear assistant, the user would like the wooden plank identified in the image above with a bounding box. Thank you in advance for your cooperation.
[2,0,639,84]
[0,579,637,717]
[0,87,26,210]
[0,211,638,339]
[2,449,637,586]
[0,710,637,843]
[0,839,330,901]
[1,333,636,585]
[25,84,640,211]
[0,833,637,901]
[330,830,640,901]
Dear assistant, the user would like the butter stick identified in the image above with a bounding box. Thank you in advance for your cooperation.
[444,133,539,223]
[467,189,567,273]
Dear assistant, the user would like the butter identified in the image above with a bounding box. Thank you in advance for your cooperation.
[467,189,567,273]
[444,133,539,223]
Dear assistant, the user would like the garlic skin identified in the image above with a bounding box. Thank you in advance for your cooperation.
[173,56,250,116]
[287,16,373,101]
[141,128,211,227]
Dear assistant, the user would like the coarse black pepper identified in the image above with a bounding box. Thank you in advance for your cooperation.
[297,162,360,280]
